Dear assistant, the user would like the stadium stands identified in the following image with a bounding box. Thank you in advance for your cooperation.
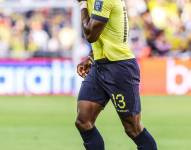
[128,0,191,58]
[0,0,190,58]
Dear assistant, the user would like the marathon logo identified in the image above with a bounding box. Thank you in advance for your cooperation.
[94,0,103,12]
[0,60,82,95]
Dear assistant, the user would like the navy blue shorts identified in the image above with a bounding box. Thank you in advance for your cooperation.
[78,58,141,117]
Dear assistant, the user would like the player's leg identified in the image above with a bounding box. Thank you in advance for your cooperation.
[75,64,109,150]
[75,101,105,150]
[111,92,157,149]
[119,113,157,150]
[109,59,157,149]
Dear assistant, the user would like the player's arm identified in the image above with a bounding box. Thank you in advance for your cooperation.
[80,8,106,43]
[78,0,112,43]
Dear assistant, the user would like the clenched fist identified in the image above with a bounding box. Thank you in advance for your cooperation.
[77,56,93,78]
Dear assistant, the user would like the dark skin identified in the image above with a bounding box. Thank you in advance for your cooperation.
[80,2,106,43]
[77,1,106,78]
[76,0,144,139]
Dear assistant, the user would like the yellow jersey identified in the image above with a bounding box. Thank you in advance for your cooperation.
[87,0,135,61]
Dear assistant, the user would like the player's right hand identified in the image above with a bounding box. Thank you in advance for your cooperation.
[77,56,93,78]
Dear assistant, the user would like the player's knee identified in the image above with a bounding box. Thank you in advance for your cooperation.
[125,124,143,138]
[75,118,93,131]
[125,128,139,138]
[123,119,143,138]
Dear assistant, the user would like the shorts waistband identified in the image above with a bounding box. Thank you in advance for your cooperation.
[94,58,135,64]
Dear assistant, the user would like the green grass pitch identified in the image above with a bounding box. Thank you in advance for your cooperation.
[0,96,191,150]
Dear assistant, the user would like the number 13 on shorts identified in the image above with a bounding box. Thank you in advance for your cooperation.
[111,94,129,113]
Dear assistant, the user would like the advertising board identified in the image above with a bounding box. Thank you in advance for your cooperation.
[140,58,191,95]
[0,58,190,95]
[0,59,81,95]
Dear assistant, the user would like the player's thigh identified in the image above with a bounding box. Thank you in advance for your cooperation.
[78,64,110,107]
[109,59,143,137]
[109,59,141,116]
[77,83,109,130]
[76,101,103,127]
[76,65,110,130]
[111,82,143,138]
[110,82,142,137]
[110,83,141,118]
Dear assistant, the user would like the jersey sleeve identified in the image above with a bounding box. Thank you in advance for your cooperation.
[91,0,113,23]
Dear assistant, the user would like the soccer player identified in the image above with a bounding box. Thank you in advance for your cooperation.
[75,0,158,149]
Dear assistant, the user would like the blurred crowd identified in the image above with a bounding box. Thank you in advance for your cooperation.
[128,0,191,58]
[0,6,78,58]
[0,0,190,58]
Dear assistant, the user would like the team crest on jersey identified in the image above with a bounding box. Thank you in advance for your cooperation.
[94,0,103,12]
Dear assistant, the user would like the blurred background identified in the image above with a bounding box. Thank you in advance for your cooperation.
[0,0,191,59]
[0,0,190,150]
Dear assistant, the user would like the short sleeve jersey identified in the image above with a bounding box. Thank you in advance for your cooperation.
[87,0,135,61]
